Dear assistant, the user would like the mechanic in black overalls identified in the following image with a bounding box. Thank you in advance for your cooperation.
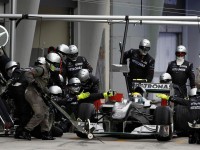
[62,45,93,81]
[77,69,100,94]
[57,77,115,132]
[0,48,13,129]
[169,93,200,144]
[122,39,155,93]
[166,45,196,98]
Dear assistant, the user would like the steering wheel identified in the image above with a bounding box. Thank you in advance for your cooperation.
[0,25,9,48]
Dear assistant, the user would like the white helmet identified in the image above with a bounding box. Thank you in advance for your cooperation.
[5,61,19,77]
[77,69,90,82]
[68,77,81,94]
[56,44,69,56]
[160,73,172,83]
[67,45,78,61]
[49,85,63,96]
[45,52,61,72]
[139,39,151,55]
[35,57,46,65]
[176,45,187,54]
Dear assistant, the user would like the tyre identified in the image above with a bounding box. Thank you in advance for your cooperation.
[77,103,96,121]
[174,105,189,136]
[76,103,95,139]
[51,125,63,137]
[154,106,173,141]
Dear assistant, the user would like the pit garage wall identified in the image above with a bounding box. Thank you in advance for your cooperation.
[187,0,200,73]
[75,1,110,92]
[15,0,40,67]
[110,0,164,98]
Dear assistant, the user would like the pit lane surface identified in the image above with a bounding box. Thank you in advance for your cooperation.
[0,133,199,150]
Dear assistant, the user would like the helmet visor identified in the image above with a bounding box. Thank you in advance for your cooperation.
[67,53,78,61]
[49,63,60,72]
[139,46,150,52]
[69,84,81,93]
[176,52,186,57]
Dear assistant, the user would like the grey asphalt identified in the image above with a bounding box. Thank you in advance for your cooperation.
[0,133,200,150]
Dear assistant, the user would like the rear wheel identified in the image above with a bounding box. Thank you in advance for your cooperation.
[154,106,173,141]
[174,105,189,136]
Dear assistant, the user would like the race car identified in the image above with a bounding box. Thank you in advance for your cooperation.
[76,82,174,141]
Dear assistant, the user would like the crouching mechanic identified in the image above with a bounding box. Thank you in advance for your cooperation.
[156,88,200,144]
[77,69,100,93]
[57,77,116,130]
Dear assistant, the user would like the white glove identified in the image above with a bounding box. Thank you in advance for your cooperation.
[189,88,197,96]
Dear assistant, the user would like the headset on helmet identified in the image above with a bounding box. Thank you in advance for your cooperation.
[68,77,81,94]
[35,57,46,66]
[160,73,172,83]
[77,69,90,82]
[139,39,151,55]
[45,52,61,72]
[67,45,78,61]
[56,44,69,56]
[5,61,19,77]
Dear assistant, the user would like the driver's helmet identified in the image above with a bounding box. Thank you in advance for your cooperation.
[45,52,61,72]
[67,45,78,61]
[49,85,63,97]
[132,92,144,104]
[5,61,19,78]
[56,44,69,57]
[160,73,172,83]
[35,57,46,66]
[68,77,81,94]
[77,69,90,82]
[176,45,187,57]
[139,39,151,55]
[134,86,146,96]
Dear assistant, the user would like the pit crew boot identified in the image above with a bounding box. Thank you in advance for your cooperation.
[22,128,31,141]
[41,131,55,140]
[196,134,200,144]
[188,135,196,144]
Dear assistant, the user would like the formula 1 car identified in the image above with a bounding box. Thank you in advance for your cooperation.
[76,81,174,141]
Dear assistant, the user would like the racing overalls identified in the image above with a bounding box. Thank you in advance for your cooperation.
[172,96,200,141]
[24,64,50,132]
[166,60,195,98]
[62,56,93,80]
[81,74,100,93]
[122,49,155,92]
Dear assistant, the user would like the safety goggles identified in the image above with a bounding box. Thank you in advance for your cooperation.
[49,63,60,72]
[139,46,150,51]
[67,53,78,61]
[176,52,186,57]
